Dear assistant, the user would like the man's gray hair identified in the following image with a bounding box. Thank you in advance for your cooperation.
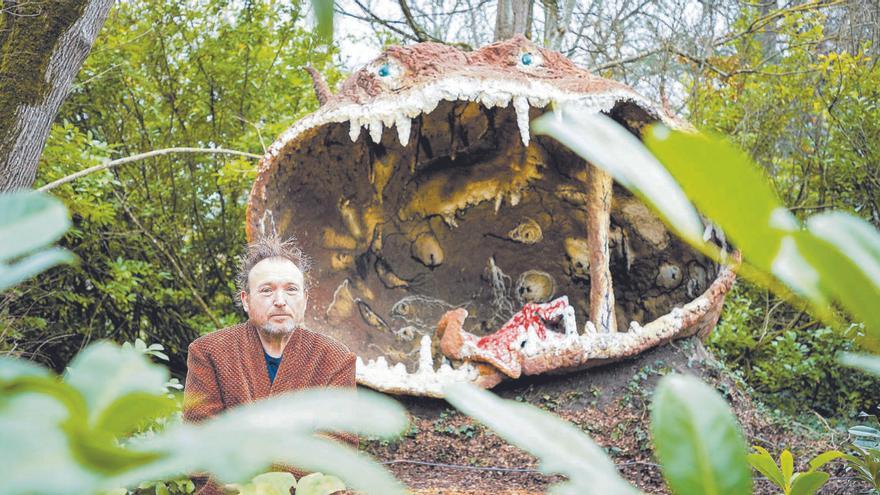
[235,234,312,295]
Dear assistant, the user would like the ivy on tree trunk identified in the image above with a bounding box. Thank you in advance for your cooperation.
[0,0,114,192]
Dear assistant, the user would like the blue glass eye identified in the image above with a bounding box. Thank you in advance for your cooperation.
[521,53,533,65]
[377,63,391,77]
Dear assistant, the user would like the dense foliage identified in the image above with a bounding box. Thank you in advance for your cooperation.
[1,0,341,373]
[686,6,880,417]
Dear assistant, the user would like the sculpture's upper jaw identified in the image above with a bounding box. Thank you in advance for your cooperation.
[254,36,680,181]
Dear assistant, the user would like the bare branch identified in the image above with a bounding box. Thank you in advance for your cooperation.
[38,148,262,192]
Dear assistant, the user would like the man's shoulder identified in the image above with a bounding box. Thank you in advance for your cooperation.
[298,328,355,363]
[189,323,250,353]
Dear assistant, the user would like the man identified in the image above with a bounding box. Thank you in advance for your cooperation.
[183,235,356,493]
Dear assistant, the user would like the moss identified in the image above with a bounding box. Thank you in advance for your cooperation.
[0,0,89,143]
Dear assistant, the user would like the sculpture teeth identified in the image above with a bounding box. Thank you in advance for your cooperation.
[349,117,361,142]
[395,114,412,147]
[417,335,434,373]
[513,96,530,146]
[368,118,383,143]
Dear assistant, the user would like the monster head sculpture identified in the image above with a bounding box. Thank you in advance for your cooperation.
[246,36,737,397]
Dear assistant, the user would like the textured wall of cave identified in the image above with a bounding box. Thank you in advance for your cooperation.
[248,100,718,371]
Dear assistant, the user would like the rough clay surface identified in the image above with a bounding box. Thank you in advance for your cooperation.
[246,35,733,396]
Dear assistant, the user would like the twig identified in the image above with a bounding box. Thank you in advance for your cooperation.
[38,147,262,192]
[112,190,223,329]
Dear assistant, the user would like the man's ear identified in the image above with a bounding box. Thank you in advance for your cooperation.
[240,291,249,312]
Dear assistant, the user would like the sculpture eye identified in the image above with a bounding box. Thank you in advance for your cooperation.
[517,51,542,69]
[370,59,404,89]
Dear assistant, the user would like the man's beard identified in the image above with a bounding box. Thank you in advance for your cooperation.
[259,319,297,335]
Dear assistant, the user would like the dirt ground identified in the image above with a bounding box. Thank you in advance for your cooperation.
[359,337,869,494]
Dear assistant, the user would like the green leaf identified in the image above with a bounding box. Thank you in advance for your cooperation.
[849,426,880,449]
[234,472,297,495]
[795,230,880,351]
[532,111,704,245]
[64,341,169,426]
[651,374,751,495]
[780,449,794,487]
[807,212,880,288]
[807,450,845,472]
[0,356,51,380]
[747,446,785,488]
[113,388,408,495]
[94,392,179,437]
[0,192,70,262]
[839,353,880,377]
[67,426,162,474]
[443,383,639,495]
[790,471,830,495]
[311,0,334,41]
[0,385,100,494]
[296,472,346,495]
[0,247,75,292]
[643,125,792,269]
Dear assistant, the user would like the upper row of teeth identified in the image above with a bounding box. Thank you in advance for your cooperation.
[263,77,666,170]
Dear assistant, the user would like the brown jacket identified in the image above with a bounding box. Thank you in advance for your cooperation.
[183,322,357,493]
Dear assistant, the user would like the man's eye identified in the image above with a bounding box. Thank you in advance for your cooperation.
[260,288,272,294]
[287,287,298,293]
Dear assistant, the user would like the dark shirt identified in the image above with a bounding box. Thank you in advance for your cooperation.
[263,351,282,384]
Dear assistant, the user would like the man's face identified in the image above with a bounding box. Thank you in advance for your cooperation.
[241,257,307,334]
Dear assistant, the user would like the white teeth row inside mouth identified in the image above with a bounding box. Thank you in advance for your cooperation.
[323,77,665,151]
[348,91,546,148]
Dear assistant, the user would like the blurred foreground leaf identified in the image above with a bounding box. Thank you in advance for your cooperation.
[840,353,880,377]
[296,472,346,495]
[651,374,751,495]
[0,192,74,291]
[444,383,639,495]
[0,342,408,495]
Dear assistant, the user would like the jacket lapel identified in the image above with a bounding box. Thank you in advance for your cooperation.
[244,322,272,399]
[270,327,311,394]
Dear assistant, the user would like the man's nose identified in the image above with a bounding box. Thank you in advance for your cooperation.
[272,291,287,306]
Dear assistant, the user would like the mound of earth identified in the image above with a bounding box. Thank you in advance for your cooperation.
[359,338,868,494]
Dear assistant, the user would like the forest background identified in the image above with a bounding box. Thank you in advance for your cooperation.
[2,0,879,426]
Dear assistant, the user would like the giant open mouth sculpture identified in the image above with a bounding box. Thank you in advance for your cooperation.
[246,35,737,398]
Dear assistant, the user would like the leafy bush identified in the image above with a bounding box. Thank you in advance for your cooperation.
[711,283,880,417]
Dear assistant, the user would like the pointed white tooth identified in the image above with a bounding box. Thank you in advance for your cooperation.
[349,118,361,142]
[584,321,598,334]
[494,194,503,213]
[396,114,412,147]
[629,321,643,333]
[393,362,407,376]
[375,356,388,369]
[368,119,383,143]
[513,96,530,146]
[418,335,434,373]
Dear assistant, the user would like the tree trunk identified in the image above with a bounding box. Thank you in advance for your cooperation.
[0,0,115,192]
[494,0,533,41]
[542,0,575,49]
